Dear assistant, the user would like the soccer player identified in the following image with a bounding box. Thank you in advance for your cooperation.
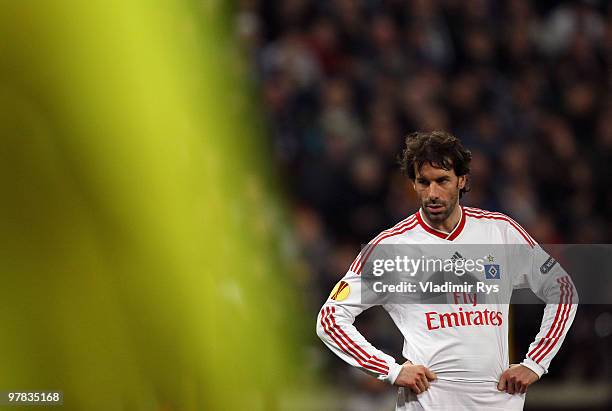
[316,131,577,410]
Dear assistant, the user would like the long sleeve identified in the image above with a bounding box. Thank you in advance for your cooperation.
[515,244,578,378]
[316,269,403,384]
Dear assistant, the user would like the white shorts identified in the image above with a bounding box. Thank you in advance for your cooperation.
[396,378,526,411]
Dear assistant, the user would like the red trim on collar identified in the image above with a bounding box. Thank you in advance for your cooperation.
[448,207,466,240]
[417,206,466,241]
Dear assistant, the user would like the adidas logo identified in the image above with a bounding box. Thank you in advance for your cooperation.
[451,251,464,261]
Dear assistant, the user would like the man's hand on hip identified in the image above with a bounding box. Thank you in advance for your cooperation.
[394,360,437,394]
[497,364,539,394]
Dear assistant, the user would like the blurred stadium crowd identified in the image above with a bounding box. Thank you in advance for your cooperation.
[237,0,611,408]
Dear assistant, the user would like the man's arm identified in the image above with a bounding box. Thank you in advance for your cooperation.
[519,245,578,377]
[501,241,578,393]
[316,270,403,384]
[492,215,579,394]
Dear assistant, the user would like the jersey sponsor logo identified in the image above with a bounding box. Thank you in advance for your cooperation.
[540,256,557,274]
[425,308,503,330]
[330,280,350,301]
[484,264,501,279]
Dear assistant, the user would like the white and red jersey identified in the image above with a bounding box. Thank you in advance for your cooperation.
[316,206,577,392]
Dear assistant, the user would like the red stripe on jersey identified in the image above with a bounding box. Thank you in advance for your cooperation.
[464,210,535,247]
[531,283,570,364]
[464,207,536,246]
[447,208,467,240]
[354,219,419,275]
[532,279,571,363]
[349,216,416,272]
[329,307,389,370]
[320,308,387,374]
[320,307,389,374]
[321,307,368,364]
[533,277,574,363]
[349,215,417,273]
[528,278,568,359]
[350,216,418,274]
[464,208,535,243]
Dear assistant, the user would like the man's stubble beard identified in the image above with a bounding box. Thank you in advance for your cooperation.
[421,201,455,223]
[420,185,460,224]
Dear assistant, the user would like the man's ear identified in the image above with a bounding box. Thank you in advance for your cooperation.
[458,175,466,190]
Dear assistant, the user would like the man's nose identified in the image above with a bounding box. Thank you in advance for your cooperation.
[428,183,442,199]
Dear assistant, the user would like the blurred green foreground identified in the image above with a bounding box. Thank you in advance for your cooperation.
[0,1,310,409]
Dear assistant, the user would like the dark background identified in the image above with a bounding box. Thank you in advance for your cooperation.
[237,1,612,409]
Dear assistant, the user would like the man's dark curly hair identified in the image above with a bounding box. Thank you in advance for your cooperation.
[399,131,472,197]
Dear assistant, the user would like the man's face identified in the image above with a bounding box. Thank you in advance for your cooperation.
[413,162,466,223]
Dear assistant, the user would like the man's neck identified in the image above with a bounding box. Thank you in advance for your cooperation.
[422,203,462,234]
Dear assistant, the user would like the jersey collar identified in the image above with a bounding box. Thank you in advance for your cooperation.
[416,205,466,241]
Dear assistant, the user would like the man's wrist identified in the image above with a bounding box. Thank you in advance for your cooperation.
[520,358,546,379]
[384,362,403,385]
